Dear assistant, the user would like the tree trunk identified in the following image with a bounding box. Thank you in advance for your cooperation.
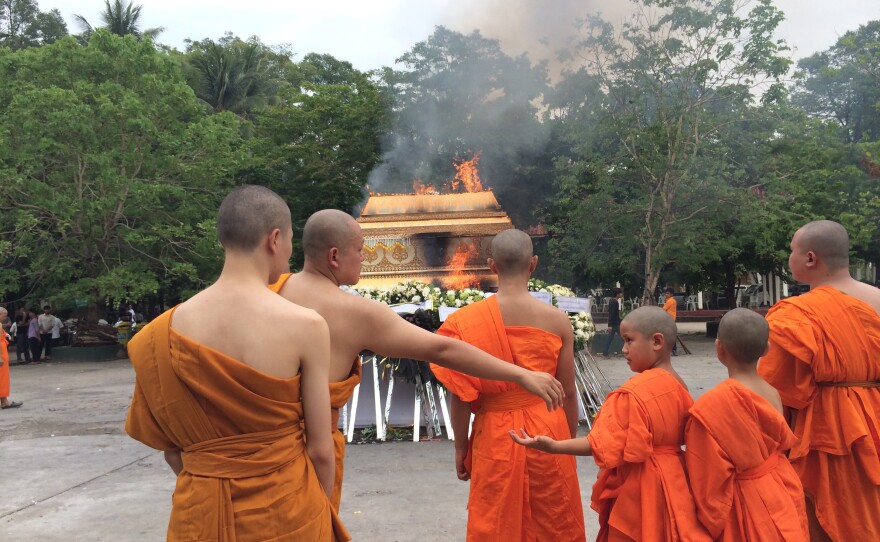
[724,259,736,310]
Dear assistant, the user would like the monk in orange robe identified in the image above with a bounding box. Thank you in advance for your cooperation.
[662,288,679,355]
[429,229,585,541]
[1,307,23,409]
[269,210,565,512]
[758,220,880,542]
[686,308,808,541]
[512,306,710,542]
[270,272,360,511]
[126,186,349,541]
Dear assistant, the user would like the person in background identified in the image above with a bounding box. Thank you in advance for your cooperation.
[27,309,41,363]
[662,288,678,356]
[1,307,23,410]
[51,312,64,347]
[1,308,11,335]
[602,288,623,357]
[38,305,54,361]
[14,308,31,364]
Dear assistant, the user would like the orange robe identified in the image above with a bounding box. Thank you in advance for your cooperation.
[269,272,362,511]
[125,309,349,542]
[0,331,9,397]
[430,296,586,542]
[663,297,677,320]
[685,379,809,541]
[758,286,880,541]
[589,368,709,542]
[328,359,360,510]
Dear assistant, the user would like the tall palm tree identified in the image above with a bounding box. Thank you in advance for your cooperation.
[75,0,163,40]
[188,38,282,118]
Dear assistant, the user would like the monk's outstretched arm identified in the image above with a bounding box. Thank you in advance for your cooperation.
[300,316,336,498]
[508,428,593,456]
[362,303,564,410]
[450,395,472,481]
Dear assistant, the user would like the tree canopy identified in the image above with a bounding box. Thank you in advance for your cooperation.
[2,2,879,313]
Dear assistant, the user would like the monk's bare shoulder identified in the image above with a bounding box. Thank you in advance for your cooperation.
[534,299,572,336]
[848,280,880,315]
[759,381,784,415]
[347,291,400,324]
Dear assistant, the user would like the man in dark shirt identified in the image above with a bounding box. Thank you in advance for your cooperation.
[601,287,623,356]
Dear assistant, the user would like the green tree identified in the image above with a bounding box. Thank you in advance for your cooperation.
[75,0,163,41]
[561,0,790,303]
[0,0,67,50]
[250,53,388,266]
[182,34,290,118]
[792,20,880,144]
[0,32,247,307]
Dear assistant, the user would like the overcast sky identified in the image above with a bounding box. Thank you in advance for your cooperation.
[42,0,880,71]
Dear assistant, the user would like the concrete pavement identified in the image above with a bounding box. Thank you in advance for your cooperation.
[1,326,725,541]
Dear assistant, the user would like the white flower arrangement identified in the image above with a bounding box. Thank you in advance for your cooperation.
[441,288,487,308]
[352,280,594,351]
[568,311,596,351]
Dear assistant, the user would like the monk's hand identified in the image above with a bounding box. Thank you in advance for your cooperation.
[508,428,556,453]
[455,446,470,481]
[519,370,564,411]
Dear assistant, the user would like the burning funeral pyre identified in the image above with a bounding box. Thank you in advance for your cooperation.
[357,153,514,289]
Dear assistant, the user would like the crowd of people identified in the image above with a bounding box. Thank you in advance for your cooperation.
[2,305,68,364]
[119,185,878,542]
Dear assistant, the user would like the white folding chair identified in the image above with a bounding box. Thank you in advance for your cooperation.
[686,295,697,310]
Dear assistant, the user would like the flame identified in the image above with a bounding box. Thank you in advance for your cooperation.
[444,239,479,289]
[451,152,484,193]
[412,180,437,195]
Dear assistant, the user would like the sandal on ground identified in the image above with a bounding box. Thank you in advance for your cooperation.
[1,401,22,409]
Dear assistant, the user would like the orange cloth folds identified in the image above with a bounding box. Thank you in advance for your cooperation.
[685,379,808,541]
[0,332,9,397]
[125,309,349,542]
[588,368,709,542]
[758,286,880,541]
[430,296,586,542]
[328,359,361,511]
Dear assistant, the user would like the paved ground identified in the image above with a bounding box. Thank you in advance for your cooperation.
[0,324,725,541]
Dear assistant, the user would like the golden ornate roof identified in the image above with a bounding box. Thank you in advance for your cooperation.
[359,191,503,217]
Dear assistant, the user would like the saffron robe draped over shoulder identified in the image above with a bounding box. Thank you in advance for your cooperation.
[268,272,362,511]
[430,296,586,542]
[758,286,880,541]
[0,332,9,397]
[588,368,709,542]
[125,309,350,542]
[685,379,809,541]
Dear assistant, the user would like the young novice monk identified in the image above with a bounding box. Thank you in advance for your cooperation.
[510,306,709,542]
[685,308,808,541]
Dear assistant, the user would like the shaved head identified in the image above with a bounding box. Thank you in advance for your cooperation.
[718,308,769,363]
[217,185,291,251]
[795,220,850,270]
[490,229,533,274]
[302,209,359,261]
[623,306,676,349]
